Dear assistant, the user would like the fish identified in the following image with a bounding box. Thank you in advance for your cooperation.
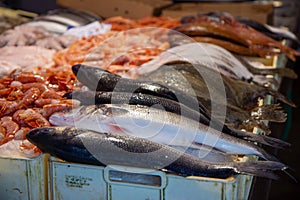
[45,8,101,24]
[63,90,205,124]
[137,64,289,132]
[170,144,237,163]
[49,104,284,161]
[72,64,206,115]
[177,14,300,61]
[236,17,300,44]
[138,62,293,109]
[26,126,287,179]
[138,63,295,109]
[64,90,289,148]
[138,43,297,87]
[26,21,69,34]
[184,12,299,44]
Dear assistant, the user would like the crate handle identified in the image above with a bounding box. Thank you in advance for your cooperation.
[104,165,167,189]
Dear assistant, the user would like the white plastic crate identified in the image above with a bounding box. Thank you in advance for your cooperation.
[48,157,253,200]
[0,154,48,200]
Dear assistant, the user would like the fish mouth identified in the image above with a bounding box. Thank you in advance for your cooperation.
[62,91,73,99]
[49,112,80,126]
[72,64,81,76]
[26,127,55,142]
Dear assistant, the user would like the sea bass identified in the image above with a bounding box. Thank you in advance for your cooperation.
[26,126,286,179]
[49,104,280,161]
[64,90,289,148]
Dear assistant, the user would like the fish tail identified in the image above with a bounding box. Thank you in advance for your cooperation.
[256,147,279,162]
[267,90,296,107]
[233,161,286,180]
[282,168,298,183]
[251,68,297,79]
[258,134,291,149]
[251,104,287,122]
[231,129,290,149]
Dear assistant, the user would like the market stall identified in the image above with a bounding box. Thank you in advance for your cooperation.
[0,1,299,199]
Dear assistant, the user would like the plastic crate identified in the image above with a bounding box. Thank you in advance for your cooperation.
[0,154,48,200]
[48,157,253,200]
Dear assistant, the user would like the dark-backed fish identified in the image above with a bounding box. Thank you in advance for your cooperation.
[72,64,206,116]
[26,126,286,179]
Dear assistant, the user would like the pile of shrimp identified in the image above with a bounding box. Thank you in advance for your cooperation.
[53,16,180,75]
[0,66,80,156]
[103,16,181,31]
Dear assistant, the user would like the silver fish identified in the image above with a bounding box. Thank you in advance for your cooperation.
[49,104,279,161]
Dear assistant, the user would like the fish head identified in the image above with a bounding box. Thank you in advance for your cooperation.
[26,127,81,153]
[72,64,121,91]
[72,64,101,91]
[49,105,130,133]
[26,127,64,148]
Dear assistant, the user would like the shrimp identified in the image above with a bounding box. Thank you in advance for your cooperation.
[42,104,75,118]
[0,116,20,145]
[0,116,19,135]
[14,127,30,140]
[7,89,24,101]
[20,139,41,153]
[13,73,45,83]
[13,108,50,128]
[22,83,48,93]
[16,87,40,110]
[0,100,17,117]
[40,89,62,99]
[0,88,12,98]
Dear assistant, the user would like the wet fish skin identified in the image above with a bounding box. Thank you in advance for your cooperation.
[49,104,281,161]
[63,90,209,125]
[72,64,207,118]
[140,63,295,113]
[72,64,180,100]
[64,90,289,149]
[72,64,188,106]
[26,127,286,179]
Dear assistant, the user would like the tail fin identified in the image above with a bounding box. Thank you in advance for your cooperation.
[252,68,297,79]
[231,129,290,149]
[255,146,280,162]
[282,168,298,183]
[252,76,280,88]
[267,90,296,108]
[251,104,287,122]
[237,55,297,79]
[233,161,286,180]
